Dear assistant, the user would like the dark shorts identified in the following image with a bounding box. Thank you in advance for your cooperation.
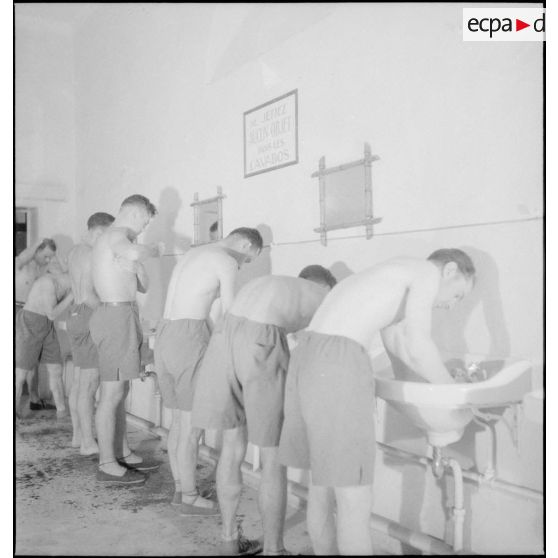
[192,314,290,447]
[89,302,142,382]
[154,318,210,411]
[67,303,98,369]
[15,309,62,370]
[278,331,376,487]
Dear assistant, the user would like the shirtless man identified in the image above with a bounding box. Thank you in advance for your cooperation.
[15,238,58,410]
[154,227,262,522]
[278,249,476,555]
[89,195,161,486]
[15,264,74,418]
[192,265,337,556]
[66,212,115,455]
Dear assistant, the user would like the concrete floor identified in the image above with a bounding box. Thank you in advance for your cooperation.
[15,405,314,556]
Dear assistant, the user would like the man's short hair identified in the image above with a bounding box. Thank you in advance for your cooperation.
[298,265,337,288]
[37,238,56,253]
[427,249,476,278]
[228,228,263,250]
[87,212,115,230]
[120,194,157,217]
[209,221,218,233]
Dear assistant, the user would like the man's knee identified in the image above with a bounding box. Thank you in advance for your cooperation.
[15,368,28,386]
[46,364,63,378]
[222,428,248,464]
[99,381,127,406]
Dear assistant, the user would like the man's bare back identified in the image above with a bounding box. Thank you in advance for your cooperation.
[163,245,239,321]
[92,228,141,302]
[309,257,473,383]
[68,244,98,308]
[230,275,330,333]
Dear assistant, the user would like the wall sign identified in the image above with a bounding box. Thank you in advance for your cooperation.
[243,89,298,178]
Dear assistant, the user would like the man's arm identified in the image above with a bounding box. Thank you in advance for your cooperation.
[15,239,43,270]
[111,232,161,262]
[216,257,238,317]
[398,268,455,383]
[43,280,74,321]
[136,262,149,294]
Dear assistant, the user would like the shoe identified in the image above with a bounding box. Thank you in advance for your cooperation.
[96,468,147,485]
[117,457,160,472]
[219,527,263,556]
[179,499,219,516]
[30,399,56,411]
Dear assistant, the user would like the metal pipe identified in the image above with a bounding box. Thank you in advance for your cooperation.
[370,513,455,555]
[432,446,445,478]
[446,458,465,552]
[377,442,542,501]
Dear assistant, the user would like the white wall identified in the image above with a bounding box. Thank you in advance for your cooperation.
[15,14,77,257]
[18,3,543,554]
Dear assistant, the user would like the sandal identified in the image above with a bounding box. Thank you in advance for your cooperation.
[179,490,219,516]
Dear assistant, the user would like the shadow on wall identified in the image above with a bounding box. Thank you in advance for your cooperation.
[141,187,192,322]
[431,246,511,359]
[235,223,273,291]
[329,261,355,283]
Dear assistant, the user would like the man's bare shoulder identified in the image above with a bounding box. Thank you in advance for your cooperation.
[200,245,238,269]
[69,243,92,259]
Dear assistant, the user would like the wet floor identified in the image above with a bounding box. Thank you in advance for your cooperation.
[15,406,313,556]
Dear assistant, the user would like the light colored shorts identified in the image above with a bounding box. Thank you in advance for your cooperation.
[67,303,98,369]
[89,302,142,382]
[278,331,376,487]
[154,318,210,411]
[15,309,62,370]
[192,313,290,447]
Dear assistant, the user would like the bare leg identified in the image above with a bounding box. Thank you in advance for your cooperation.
[78,368,100,454]
[26,367,40,403]
[217,426,248,540]
[177,410,214,507]
[45,363,66,413]
[15,368,28,417]
[308,483,338,555]
[335,485,374,555]
[69,365,81,447]
[114,382,134,460]
[167,409,181,496]
[95,380,128,476]
[259,446,287,554]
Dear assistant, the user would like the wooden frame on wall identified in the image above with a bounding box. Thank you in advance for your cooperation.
[243,89,298,178]
[191,186,225,246]
[312,142,382,246]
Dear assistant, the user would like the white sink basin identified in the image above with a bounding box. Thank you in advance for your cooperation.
[375,359,532,447]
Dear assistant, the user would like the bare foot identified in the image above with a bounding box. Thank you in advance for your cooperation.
[71,434,81,448]
[80,442,99,456]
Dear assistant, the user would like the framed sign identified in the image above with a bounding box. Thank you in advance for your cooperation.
[244,89,298,178]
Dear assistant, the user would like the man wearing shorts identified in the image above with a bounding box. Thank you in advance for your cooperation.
[15,264,74,418]
[278,249,476,555]
[15,238,59,411]
[155,228,262,522]
[66,212,115,454]
[90,194,161,486]
[192,265,337,556]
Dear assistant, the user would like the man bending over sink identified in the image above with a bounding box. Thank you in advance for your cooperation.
[278,248,476,555]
